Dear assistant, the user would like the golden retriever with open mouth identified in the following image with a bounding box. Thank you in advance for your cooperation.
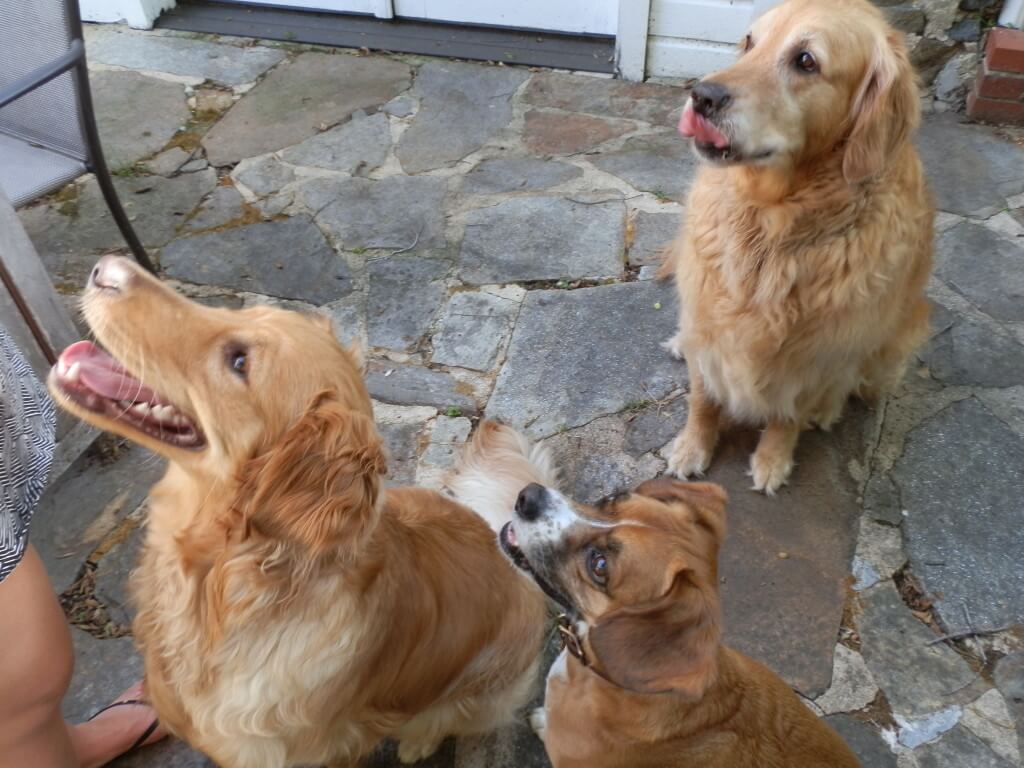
[47,255,552,768]
[664,0,933,493]
[500,477,861,767]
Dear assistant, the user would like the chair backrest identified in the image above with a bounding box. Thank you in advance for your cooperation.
[0,0,87,161]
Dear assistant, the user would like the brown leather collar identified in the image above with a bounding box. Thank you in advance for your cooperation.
[557,613,590,667]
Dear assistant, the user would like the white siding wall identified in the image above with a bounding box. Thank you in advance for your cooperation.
[646,0,776,78]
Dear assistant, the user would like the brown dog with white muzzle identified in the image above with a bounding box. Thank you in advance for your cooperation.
[500,478,861,767]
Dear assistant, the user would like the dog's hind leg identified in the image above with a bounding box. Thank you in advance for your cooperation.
[668,371,722,479]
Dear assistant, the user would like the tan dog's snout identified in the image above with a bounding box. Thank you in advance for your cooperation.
[690,81,732,120]
[89,254,139,293]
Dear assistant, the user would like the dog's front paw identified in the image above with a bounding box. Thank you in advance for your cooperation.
[667,432,712,478]
[397,738,443,764]
[749,451,793,495]
[528,707,547,738]
[661,333,686,361]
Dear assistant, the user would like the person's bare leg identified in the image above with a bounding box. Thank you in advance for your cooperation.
[0,546,164,768]
[667,369,722,478]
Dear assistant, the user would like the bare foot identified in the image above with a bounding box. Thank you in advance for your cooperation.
[70,682,167,768]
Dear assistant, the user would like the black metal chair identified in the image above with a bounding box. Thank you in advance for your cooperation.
[0,0,156,273]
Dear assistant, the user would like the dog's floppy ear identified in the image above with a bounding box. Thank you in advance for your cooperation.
[588,478,725,696]
[588,565,721,697]
[237,391,386,554]
[842,30,919,184]
[634,478,728,546]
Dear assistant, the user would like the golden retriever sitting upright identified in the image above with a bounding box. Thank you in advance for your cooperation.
[498,476,860,767]
[665,0,933,493]
[48,256,552,768]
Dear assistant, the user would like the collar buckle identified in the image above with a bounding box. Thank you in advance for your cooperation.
[556,613,588,666]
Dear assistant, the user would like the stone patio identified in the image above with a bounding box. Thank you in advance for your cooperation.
[20,23,1024,767]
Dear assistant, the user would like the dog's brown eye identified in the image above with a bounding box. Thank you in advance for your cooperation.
[795,51,818,73]
[587,549,608,586]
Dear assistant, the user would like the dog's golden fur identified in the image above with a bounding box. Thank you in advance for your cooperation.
[664,0,933,492]
[510,478,860,767]
[49,258,552,768]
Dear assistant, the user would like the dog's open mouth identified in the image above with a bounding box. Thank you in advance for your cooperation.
[51,341,205,449]
[499,522,533,574]
[678,104,772,164]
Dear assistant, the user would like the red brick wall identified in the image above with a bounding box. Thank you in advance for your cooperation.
[968,28,1024,125]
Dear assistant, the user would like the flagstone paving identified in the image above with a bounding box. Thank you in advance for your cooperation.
[20,24,1024,767]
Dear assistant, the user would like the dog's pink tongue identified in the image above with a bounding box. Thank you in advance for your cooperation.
[678,104,729,149]
[58,340,162,404]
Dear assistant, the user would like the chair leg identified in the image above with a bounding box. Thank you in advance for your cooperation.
[92,168,157,274]
[71,52,157,274]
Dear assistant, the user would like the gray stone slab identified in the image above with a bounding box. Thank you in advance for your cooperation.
[921,311,1024,388]
[523,110,634,155]
[396,61,529,174]
[280,112,391,174]
[302,176,448,251]
[543,412,667,503]
[162,215,353,304]
[366,256,449,351]
[232,154,297,198]
[383,95,416,118]
[366,362,477,414]
[629,211,678,266]
[591,132,698,198]
[416,416,473,489]
[183,185,246,232]
[917,724,1014,768]
[461,157,581,195]
[143,147,191,177]
[917,114,1024,217]
[486,281,682,439]
[95,523,145,628]
[32,441,165,593]
[454,722,549,768]
[92,70,190,170]
[935,222,1024,323]
[112,740,215,768]
[893,397,1024,629]
[701,414,866,697]
[373,402,435,487]
[857,581,975,717]
[459,197,624,284]
[64,629,141,722]
[523,72,685,125]
[431,290,520,371]
[23,170,217,286]
[994,653,1024,759]
[824,715,898,768]
[202,53,411,166]
[86,26,285,85]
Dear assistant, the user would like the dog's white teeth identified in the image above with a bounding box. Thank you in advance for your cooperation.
[171,414,190,428]
[119,400,133,409]
[65,362,81,383]
[132,402,151,417]
[57,358,69,376]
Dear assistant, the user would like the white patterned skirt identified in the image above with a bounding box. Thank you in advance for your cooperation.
[0,326,56,583]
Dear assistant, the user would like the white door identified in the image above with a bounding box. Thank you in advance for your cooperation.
[216,0,618,34]
[645,0,781,78]
[392,0,617,35]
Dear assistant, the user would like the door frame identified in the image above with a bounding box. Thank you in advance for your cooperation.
[615,0,651,81]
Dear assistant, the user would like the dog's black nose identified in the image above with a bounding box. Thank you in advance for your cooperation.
[691,80,732,116]
[515,483,547,522]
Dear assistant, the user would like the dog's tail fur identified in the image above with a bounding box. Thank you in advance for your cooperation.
[445,421,560,534]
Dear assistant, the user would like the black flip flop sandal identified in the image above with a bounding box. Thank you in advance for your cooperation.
[87,698,161,752]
